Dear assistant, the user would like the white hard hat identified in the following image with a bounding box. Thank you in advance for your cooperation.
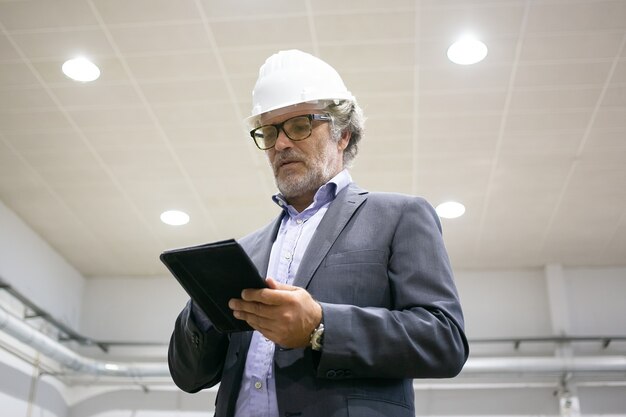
[245,50,354,129]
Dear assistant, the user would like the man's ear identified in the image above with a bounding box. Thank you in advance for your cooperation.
[338,130,351,151]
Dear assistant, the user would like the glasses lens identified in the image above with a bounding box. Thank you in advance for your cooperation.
[284,116,313,141]
[253,126,278,149]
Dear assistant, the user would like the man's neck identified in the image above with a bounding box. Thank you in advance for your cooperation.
[286,191,316,213]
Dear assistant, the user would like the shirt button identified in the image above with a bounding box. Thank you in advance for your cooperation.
[284,252,292,260]
[254,381,263,390]
[296,219,303,224]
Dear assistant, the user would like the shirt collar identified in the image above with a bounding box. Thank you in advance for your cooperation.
[272,169,352,218]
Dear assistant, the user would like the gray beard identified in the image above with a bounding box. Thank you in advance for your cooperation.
[272,151,337,202]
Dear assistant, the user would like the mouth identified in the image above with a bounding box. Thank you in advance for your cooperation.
[277,159,302,170]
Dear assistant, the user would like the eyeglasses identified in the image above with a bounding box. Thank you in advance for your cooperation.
[249,114,331,150]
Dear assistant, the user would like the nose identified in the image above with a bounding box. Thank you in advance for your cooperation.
[273,128,293,151]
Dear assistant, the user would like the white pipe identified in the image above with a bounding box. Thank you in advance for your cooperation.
[463,356,626,374]
[0,306,167,378]
[2,305,626,378]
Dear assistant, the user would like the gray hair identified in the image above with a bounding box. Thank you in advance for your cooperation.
[324,100,365,168]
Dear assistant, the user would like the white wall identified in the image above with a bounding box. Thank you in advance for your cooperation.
[79,275,188,342]
[565,267,626,335]
[0,200,84,329]
[0,346,68,417]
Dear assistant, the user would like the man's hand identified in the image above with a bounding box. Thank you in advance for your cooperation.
[228,278,322,349]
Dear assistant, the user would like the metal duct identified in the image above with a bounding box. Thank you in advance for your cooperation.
[2,305,626,378]
[0,306,167,378]
[464,355,626,374]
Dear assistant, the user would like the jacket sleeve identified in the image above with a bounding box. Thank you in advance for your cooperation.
[168,300,230,392]
[316,196,469,379]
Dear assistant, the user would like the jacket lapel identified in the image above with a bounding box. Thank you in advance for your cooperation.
[293,183,368,289]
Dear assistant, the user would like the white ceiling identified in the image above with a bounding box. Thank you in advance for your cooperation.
[0,0,625,277]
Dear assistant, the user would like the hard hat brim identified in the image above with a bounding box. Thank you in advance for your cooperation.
[244,99,339,131]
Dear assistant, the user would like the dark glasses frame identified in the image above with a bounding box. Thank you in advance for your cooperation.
[249,114,331,150]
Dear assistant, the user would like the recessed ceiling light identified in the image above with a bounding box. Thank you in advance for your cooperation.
[160,210,190,226]
[447,36,488,65]
[61,57,101,82]
[435,201,466,219]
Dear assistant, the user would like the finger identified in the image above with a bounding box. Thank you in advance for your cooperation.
[241,286,292,305]
[265,277,279,289]
[265,278,298,291]
[233,309,278,335]
[230,299,265,317]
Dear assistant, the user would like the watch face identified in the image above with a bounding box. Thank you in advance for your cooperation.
[311,324,324,351]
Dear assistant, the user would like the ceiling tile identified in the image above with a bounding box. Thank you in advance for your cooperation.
[365,115,414,138]
[419,90,507,113]
[0,86,55,110]
[583,128,626,150]
[500,130,583,157]
[592,109,626,129]
[202,0,307,19]
[0,32,20,60]
[51,83,143,108]
[83,126,163,148]
[416,154,492,196]
[526,0,626,33]
[344,69,414,97]
[600,85,626,107]
[504,110,592,132]
[514,61,612,88]
[419,112,503,136]
[0,0,99,31]
[520,32,625,62]
[0,109,72,131]
[311,0,415,14]
[360,95,413,118]
[108,23,211,55]
[420,63,512,91]
[0,61,42,86]
[91,0,200,24]
[18,146,101,172]
[509,87,602,111]
[320,42,416,71]
[138,78,230,104]
[3,129,84,152]
[151,102,239,127]
[9,29,115,60]
[68,106,155,129]
[125,52,221,81]
[314,12,414,43]
[210,16,312,48]
[419,132,498,156]
[220,47,289,78]
[419,1,525,38]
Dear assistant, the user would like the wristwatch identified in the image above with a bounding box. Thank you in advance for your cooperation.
[309,322,324,351]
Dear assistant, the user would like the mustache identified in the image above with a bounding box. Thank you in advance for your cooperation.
[273,149,305,169]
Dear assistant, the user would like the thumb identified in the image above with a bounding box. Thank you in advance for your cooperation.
[265,277,297,291]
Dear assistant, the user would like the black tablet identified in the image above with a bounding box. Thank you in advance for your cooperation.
[160,239,267,333]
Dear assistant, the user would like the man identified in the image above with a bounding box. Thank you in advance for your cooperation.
[168,50,468,417]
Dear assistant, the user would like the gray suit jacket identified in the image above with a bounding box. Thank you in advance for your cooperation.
[168,183,468,417]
